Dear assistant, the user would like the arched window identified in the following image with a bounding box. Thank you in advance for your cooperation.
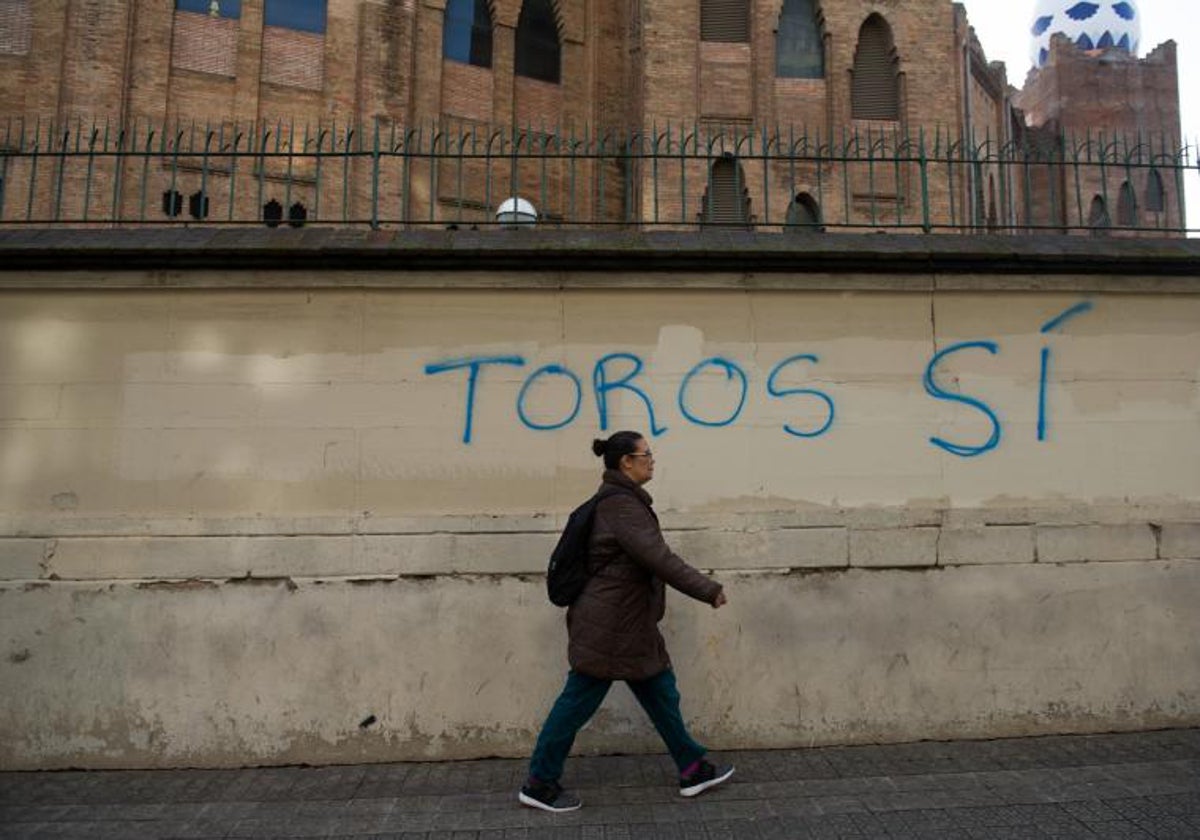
[188,190,210,220]
[515,0,560,83]
[443,0,493,68]
[776,0,823,78]
[1087,195,1110,235]
[851,14,899,121]
[972,161,986,229]
[701,0,749,43]
[1116,181,1136,227]
[701,157,752,227]
[288,201,308,228]
[785,193,822,231]
[987,174,998,231]
[263,199,283,227]
[162,190,183,218]
[1145,169,1165,213]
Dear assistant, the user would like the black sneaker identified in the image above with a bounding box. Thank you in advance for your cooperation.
[518,778,582,812]
[679,760,734,797]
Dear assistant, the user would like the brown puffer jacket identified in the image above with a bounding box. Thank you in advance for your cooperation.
[566,469,723,681]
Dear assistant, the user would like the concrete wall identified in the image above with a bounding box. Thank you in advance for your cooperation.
[1,232,1198,769]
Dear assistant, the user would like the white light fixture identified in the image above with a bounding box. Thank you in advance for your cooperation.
[496,197,537,229]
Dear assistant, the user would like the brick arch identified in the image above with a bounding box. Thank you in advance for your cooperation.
[548,0,584,44]
[493,0,580,42]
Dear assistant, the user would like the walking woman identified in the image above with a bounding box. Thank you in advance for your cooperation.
[519,431,733,812]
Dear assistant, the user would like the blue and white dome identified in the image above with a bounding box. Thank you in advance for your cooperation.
[1030,0,1140,67]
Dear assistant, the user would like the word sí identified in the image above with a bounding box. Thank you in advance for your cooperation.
[424,301,1093,458]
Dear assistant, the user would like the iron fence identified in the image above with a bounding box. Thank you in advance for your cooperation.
[0,116,1193,234]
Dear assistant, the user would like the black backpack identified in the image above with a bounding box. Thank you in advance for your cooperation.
[546,485,630,607]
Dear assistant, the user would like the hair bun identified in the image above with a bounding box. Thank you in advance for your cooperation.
[591,438,608,457]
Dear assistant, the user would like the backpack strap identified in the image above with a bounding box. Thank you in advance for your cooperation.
[587,484,646,574]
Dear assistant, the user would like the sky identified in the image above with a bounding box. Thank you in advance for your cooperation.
[958,0,1197,232]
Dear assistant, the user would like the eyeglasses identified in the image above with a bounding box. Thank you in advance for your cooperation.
[627,451,654,459]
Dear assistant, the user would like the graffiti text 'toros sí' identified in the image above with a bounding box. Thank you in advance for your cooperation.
[424,302,1093,458]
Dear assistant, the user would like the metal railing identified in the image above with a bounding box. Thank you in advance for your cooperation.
[0,116,1193,234]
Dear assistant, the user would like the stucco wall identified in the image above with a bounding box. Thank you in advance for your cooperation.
[1,234,1198,769]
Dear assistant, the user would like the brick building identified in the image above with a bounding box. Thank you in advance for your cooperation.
[0,0,1184,232]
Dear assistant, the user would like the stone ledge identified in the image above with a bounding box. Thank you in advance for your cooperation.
[0,539,48,580]
[5,557,1197,590]
[8,505,1197,540]
[10,523,1172,580]
[849,527,940,568]
[938,526,1036,566]
[1035,524,1159,564]
[0,230,1197,287]
[1160,522,1200,560]
[671,527,848,570]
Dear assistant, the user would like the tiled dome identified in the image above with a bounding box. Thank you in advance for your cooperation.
[1030,1,1140,67]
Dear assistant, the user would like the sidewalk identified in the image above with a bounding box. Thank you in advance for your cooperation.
[2,728,1198,839]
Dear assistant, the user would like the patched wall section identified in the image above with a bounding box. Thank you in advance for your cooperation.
[1,271,1198,769]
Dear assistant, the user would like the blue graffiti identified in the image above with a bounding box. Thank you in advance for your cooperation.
[593,352,668,437]
[517,364,583,431]
[767,354,835,438]
[422,299,1094,453]
[1040,301,1094,335]
[423,355,527,443]
[923,341,1002,458]
[678,357,748,428]
[1038,301,1095,441]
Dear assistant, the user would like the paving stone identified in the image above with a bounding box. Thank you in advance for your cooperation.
[1133,815,1199,839]
[4,729,1200,840]
[1085,821,1157,839]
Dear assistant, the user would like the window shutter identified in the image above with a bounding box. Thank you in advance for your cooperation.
[703,159,751,226]
[1116,181,1136,227]
[0,0,31,56]
[973,162,986,227]
[785,194,821,230]
[987,175,998,231]
[1145,170,1165,212]
[701,0,748,43]
[851,15,898,121]
[1088,195,1110,234]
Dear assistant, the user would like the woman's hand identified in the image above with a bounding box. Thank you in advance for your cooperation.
[712,590,727,609]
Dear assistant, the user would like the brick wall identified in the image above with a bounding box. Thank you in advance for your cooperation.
[171,10,237,77]
[57,0,130,119]
[0,0,31,54]
[261,25,324,91]
[441,60,493,122]
[513,74,561,127]
[0,0,1183,235]
[699,42,753,119]
[773,78,827,131]
[1014,37,1184,235]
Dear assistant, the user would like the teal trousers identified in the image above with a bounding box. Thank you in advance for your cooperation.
[528,668,707,783]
